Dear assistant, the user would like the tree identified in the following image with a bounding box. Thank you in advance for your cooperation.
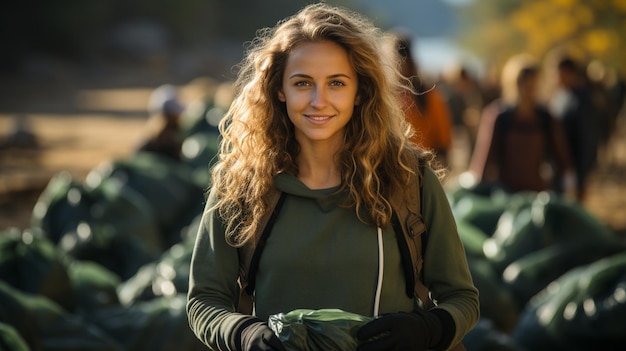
[456,0,626,75]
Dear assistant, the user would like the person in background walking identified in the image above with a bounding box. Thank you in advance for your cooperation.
[440,64,485,170]
[390,31,454,168]
[548,56,600,201]
[469,54,576,197]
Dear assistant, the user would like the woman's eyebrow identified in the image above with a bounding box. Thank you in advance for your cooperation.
[288,73,353,79]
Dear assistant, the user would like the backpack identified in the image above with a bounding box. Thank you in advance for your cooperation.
[236,156,431,314]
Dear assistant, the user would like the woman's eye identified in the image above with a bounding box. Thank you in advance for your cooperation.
[330,80,345,87]
[295,81,311,87]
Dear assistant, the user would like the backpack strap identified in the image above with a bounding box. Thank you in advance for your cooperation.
[236,189,284,314]
[391,156,432,309]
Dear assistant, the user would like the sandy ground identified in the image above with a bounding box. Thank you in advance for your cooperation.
[1,71,626,237]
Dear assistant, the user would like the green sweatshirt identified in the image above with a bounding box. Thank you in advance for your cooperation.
[187,166,479,350]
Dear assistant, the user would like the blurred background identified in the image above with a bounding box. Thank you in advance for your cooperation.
[1,1,625,350]
[2,0,624,234]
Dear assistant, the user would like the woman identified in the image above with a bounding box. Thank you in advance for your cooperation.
[187,3,479,351]
[469,54,575,195]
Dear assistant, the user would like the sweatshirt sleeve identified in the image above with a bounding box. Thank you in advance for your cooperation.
[186,188,251,350]
[421,166,480,348]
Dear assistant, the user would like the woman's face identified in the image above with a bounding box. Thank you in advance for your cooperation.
[278,40,359,148]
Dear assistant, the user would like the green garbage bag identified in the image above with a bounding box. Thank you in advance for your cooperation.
[117,240,194,305]
[502,239,625,309]
[483,191,616,273]
[268,309,373,351]
[467,256,519,333]
[0,322,30,351]
[32,171,164,280]
[67,260,121,314]
[511,251,626,350]
[462,319,526,351]
[86,294,206,351]
[60,221,160,281]
[31,171,94,244]
[456,220,490,258]
[451,193,507,238]
[0,281,121,351]
[0,228,74,312]
[181,131,220,187]
[446,181,505,205]
[87,152,204,247]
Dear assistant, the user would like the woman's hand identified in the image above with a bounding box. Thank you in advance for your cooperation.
[237,318,286,351]
[356,309,443,351]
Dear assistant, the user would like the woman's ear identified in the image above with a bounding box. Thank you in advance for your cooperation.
[355,94,361,106]
[278,90,286,102]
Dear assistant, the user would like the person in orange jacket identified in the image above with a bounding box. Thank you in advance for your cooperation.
[391,32,453,167]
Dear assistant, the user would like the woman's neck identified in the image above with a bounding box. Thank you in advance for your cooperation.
[296,141,342,189]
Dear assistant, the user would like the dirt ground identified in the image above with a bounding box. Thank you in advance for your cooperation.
[1,66,626,237]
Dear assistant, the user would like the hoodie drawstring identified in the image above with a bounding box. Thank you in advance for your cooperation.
[373,226,384,317]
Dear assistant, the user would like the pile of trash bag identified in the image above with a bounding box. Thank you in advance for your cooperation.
[448,182,626,351]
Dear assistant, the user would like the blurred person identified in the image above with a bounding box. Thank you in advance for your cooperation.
[548,56,600,201]
[186,3,478,351]
[0,115,39,149]
[468,54,576,196]
[478,62,503,108]
[135,84,185,161]
[390,31,454,168]
[440,64,485,168]
[586,61,626,170]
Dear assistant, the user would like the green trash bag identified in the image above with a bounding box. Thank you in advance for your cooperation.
[86,294,206,351]
[467,256,519,334]
[31,171,95,244]
[456,220,490,258]
[501,239,625,309]
[462,319,526,351]
[87,152,205,247]
[451,192,507,238]
[0,228,74,312]
[67,259,121,314]
[511,251,626,350]
[482,191,616,273]
[0,322,30,351]
[268,309,373,351]
[32,171,164,280]
[0,281,121,351]
[117,240,194,305]
[180,131,220,188]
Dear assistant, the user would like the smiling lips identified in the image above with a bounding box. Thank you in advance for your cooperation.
[305,114,333,124]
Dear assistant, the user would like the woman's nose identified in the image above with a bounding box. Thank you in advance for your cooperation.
[310,86,328,108]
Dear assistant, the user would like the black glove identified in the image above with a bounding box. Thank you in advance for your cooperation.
[356,309,444,351]
[235,317,286,351]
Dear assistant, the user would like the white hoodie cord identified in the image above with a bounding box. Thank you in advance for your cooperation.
[373,226,384,317]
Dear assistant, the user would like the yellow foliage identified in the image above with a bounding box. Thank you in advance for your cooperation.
[459,0,626,72]
[554,0,575,7]
[583,29,618,57]
[613,0,626,13]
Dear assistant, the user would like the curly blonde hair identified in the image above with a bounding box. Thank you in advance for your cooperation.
[211,2,436,246]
